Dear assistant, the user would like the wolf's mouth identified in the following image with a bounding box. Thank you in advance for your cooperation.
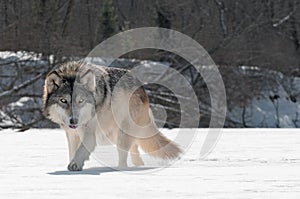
[69,124,78,129]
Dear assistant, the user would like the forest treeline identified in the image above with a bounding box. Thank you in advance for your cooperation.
[1,0,300,75]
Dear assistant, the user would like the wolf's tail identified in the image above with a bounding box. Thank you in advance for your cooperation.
[131,95,181,159]
[136,132,182,160]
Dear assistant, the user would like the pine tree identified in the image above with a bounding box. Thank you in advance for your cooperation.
[156,9,171,29]
[96,0,119,42]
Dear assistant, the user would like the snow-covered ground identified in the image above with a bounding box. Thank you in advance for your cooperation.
[1,128,300,198]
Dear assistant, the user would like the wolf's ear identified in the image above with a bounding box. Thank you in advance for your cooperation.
[46,71,62,93]
[80,69,96,92]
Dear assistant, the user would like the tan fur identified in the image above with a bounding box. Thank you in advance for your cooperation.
[130,88,151,127]
[64,128,81,161]
[136,132,182,160]
[128,88,182,160]
[130,143,144,166]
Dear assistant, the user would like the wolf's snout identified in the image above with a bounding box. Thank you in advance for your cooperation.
[69,117,78,129]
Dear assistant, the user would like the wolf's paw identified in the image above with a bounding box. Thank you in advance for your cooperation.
[132,158,144,166]
[118,162,128,169]
[67,160,83,171]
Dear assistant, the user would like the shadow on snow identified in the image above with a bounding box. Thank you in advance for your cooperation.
[48,166,157,175]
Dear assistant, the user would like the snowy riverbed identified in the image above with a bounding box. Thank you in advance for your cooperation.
[0,128,300,198]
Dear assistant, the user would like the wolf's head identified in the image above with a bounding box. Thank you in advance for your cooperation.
[43,65,96,129]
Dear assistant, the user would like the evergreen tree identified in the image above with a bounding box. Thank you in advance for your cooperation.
[96,0,119,42]
[156,9,171,29]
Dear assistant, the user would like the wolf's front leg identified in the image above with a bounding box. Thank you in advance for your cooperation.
[65,130,81,161]
[68,130,96,171]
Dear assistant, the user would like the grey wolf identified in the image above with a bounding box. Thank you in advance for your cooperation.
[43,61,181,171]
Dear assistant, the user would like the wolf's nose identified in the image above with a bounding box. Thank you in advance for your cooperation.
[69,118,78,125]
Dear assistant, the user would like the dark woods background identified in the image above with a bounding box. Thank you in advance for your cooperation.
[0,0,300,129]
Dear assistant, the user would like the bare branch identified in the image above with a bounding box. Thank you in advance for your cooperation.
[0,72,46,100]
[215,0,228,38]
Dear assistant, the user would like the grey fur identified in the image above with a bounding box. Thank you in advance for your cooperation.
[43,61,181,171]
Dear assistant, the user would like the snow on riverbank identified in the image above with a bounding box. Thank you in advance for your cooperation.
[1,128,300,198]
[1,51,300,128]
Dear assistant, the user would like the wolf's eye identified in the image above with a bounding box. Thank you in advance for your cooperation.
[78,99,84,103]
[60,98,67,103]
